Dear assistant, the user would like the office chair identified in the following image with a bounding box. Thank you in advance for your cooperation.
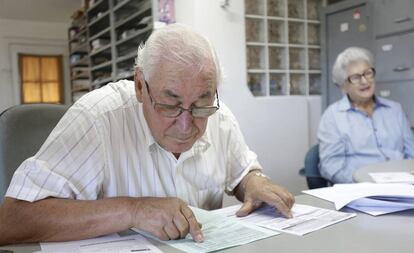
[0,104,68,202]
[299,144,330,189]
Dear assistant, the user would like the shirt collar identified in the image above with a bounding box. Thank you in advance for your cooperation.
[337,95,353,111]
[137,103,157,149]
[177,128,211,163]
[374,95,392,108]
[337,95,390,112]
[192,131,211,154]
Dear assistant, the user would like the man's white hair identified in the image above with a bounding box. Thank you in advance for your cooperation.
[332,47,374,86]
[135,23,221,87]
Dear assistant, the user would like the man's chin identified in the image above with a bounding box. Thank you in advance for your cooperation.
[163,140,195,154]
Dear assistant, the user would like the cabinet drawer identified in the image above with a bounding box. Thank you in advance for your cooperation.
[376,81,414,126]
[375,32,414,82]
[374,0,414,37]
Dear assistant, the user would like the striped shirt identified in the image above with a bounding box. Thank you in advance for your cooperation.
[6,80,261,210]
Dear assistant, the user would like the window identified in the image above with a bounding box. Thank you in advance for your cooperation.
[19,54,64,104]
[245,0,322,96]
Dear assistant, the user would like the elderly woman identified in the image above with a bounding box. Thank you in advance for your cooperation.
[318,47,414,184]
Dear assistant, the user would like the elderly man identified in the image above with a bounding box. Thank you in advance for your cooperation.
[0,24,294,245]
[318,47,414,184]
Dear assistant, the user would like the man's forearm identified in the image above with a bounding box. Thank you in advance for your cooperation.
[0,197,135,245]
[234,169,262,202]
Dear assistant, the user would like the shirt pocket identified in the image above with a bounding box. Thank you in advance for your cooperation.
[180,168,224,209]
[181,167,225,191]
[342,132,374,155]
[193,186,223,210]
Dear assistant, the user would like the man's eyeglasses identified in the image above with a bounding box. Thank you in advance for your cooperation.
[143,78,220,118]
[347,68,376,85]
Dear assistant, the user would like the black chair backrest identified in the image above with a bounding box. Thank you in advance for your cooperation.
[303,144,330,189]
[0,104,68,201]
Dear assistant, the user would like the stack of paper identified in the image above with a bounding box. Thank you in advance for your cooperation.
[303,183,414,216]
[39,233,163,253]
[369,172,414,184]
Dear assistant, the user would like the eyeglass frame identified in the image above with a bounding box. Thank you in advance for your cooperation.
[141,75,220,118]
[346,67,376,85]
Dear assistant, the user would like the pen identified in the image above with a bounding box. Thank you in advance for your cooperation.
[131,249,150,252]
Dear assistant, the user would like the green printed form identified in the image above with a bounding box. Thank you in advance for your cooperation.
[135,206,279,253]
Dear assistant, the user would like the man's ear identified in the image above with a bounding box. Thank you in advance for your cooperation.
[135,70,144,102]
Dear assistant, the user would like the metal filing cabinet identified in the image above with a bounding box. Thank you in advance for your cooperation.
[321,0,414,126]
[374,32,414,82]
[321,0,373,108]
[373,0,414,37]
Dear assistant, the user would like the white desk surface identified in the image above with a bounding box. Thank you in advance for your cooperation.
[1,194,414,253]
[353,159,414,183]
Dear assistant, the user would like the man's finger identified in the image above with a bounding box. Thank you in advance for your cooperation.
[286,192,295,208]
[236,200,255,217]
[153,229,170,241]
[181,206,203,243]
[173,214,190,238]
[262,192,293,218]
[274,188,295,209]
[163,223,181,240]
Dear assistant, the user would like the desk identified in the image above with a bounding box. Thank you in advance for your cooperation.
[1,195,414,253]
[352,159,414,183]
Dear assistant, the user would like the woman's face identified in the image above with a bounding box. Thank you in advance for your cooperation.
[342,61,376,104]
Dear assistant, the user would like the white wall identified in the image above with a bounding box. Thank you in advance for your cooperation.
[176,0,322,195]
[0,18,71,112]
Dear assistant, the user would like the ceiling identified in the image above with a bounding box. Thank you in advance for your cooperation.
[0,0,81,23]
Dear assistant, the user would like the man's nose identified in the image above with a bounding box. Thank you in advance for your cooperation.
[175,110,193,132]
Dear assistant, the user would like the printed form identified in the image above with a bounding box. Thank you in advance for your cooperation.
[212,203,355,236]
[39,233,163,253]
[134,206,279,253]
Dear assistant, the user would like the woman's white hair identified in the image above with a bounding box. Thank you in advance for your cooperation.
[135,23,221,87]
[332,47,374,86]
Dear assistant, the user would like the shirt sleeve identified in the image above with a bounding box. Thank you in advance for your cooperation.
[219,107,263,195]
[397,105,414,159]
[317,107,349,183]
[6,103,105,202]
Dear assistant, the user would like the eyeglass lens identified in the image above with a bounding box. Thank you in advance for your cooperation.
[348,68,376,84]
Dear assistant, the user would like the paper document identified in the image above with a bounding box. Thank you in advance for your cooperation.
[347,197,414,216]
[303,183,414,215]
[212,203,355,236]
[40,233,162,253]
[369,172,414,184]
[134,206,278,253]
[332,183,414,209]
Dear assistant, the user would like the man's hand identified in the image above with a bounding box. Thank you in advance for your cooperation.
[131,197,203,242]
[0,197,202,246]
[235,172,295,218]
